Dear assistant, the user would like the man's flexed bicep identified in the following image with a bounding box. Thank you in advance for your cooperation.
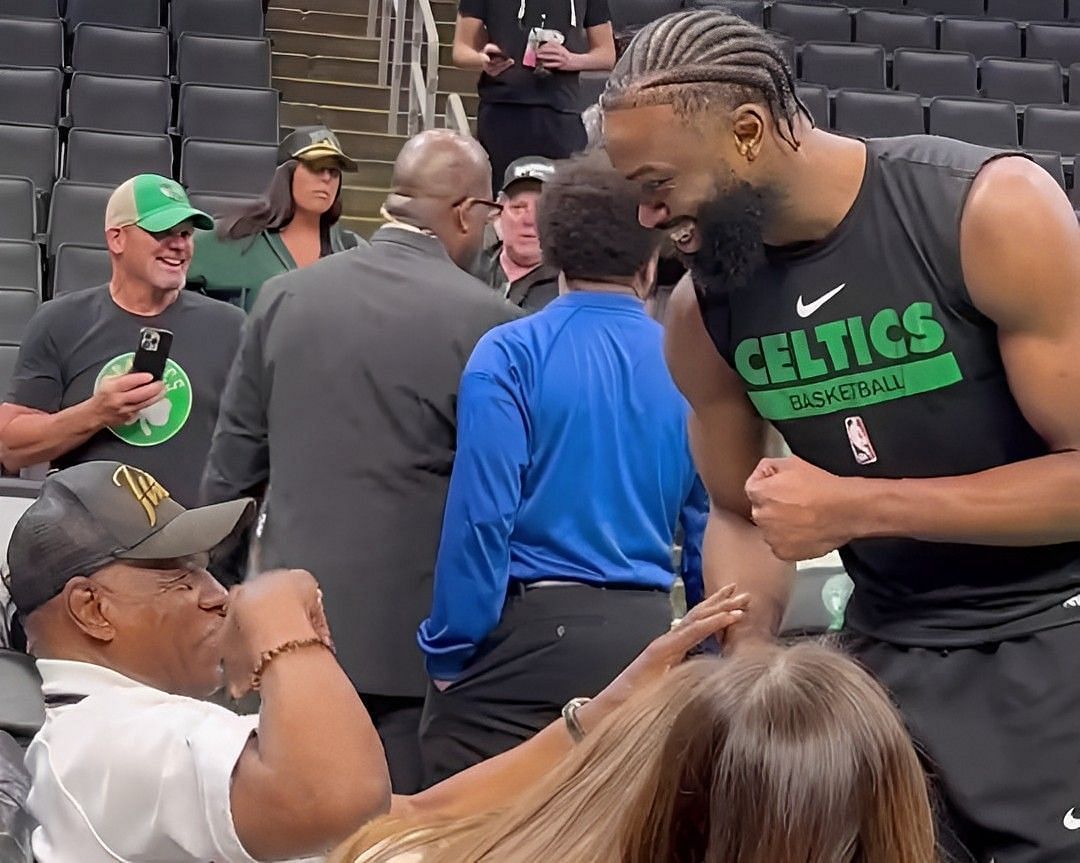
[665,276,794,643]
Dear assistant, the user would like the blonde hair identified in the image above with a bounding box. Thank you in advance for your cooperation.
[334,644,938,863]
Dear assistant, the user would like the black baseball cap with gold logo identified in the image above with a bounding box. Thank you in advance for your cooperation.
[7,462,254,615]
[278,125,358,172]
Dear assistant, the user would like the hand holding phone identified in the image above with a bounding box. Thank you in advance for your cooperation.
[131,327,173,382]
[481,42,514,77]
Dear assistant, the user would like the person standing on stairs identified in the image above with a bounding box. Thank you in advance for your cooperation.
[452,0,616,194]
[187,126,366,311]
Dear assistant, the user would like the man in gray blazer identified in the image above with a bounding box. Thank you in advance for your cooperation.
[201,130,520,793]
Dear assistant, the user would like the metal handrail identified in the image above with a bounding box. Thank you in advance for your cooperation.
[372,0,472,137]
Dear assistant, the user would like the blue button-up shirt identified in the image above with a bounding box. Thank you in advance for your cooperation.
[418,291,707,680]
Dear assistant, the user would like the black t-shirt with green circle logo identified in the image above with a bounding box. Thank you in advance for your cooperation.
[700,135,1080,647]
[8,286,244,506]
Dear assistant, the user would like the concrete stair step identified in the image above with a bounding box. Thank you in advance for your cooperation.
[273,53,478,92]
[268,29,382,60]
[340,214,385,238]
[267,7,455,42]
[274,76,480,114]
[351,159,395,187]
[281,100,396,134]
[268,0,456,22]
[341,185,391,214]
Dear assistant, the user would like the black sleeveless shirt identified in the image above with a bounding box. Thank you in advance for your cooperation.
[701,135,1080,646]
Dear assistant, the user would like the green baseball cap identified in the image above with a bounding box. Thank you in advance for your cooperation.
[105,174,214,233]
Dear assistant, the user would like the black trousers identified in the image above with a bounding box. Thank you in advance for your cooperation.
[419,582,672,786]
[477,102,588,195]
[360,692,425,795]
[849,623,1080,863]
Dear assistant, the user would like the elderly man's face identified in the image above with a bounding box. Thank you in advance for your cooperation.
[498,184,543,269]
[89,555,229,698]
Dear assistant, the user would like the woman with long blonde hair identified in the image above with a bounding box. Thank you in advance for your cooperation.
[335,643,938,863]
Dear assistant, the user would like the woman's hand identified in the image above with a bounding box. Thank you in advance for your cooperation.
[578,584,749,732]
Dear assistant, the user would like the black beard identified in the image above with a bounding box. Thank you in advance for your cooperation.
[685,181,772,309]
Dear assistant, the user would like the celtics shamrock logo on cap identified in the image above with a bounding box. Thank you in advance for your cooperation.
[95,353,193,446]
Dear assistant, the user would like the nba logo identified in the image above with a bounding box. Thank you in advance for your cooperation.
[845,416,878,465]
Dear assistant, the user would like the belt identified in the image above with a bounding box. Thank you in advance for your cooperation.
[508,579,666,597]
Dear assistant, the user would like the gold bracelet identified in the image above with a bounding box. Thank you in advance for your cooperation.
[250,637,333,691]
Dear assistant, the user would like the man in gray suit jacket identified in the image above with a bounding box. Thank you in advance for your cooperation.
[201,130,521,793]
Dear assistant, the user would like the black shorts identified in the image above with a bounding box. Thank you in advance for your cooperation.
[848,623,1080,863]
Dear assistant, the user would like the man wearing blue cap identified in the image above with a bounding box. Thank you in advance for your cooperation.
[0,174,244,506]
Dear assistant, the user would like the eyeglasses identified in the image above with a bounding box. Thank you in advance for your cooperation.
[454,197,504,224]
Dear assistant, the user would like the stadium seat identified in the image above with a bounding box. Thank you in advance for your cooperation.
[176,33,271,88]
[854,9,935,55]
[714,0,764,25]
[800,42,886,90]
[0,0,56,17]
[0,123,58,207]
[46,180,112,259]
[981,57,1063,105]
[178,84,279,144]
[65,129,173,185]
[906,0,984,14]
[1025,24,1080,69]
[1072,63,1080,104]
[774,35,797,73]
[893,48,978,98]
[71,24,169,78]
[0,241,40,295]
[0,15,62,67]
[0,177,34,242]
[0,66,62,127]
[940,17,1022,60]
[795,82,830,126]
[770,2,850,44]
[63,0,159,34]
[929,95,1020,146]
[834,88,925,137]
[169,0,264,41]
[609,0,681,29]
[51,242,110,296]
[1025,150,1066,188]
[0,289,39,343]
[66,72,172,135]
[180,139,277,197]
[1022,104,1080,153]
[0,647,43,741]
[187,190,259,218]
[986,0,1066,21]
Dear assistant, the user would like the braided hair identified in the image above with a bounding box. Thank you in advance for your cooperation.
[602,9,810,150]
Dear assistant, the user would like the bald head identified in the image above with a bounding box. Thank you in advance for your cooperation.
[390,129,491,201]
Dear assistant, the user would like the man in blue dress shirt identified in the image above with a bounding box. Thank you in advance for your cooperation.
[417,151,707,784]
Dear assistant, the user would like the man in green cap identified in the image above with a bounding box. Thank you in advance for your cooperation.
[0,174,244,506]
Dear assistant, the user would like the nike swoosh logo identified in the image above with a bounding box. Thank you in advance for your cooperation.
[1064,808,1080,830]
[796,283,846,318]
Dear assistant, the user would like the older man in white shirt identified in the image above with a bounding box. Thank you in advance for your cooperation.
[7,461,391,862]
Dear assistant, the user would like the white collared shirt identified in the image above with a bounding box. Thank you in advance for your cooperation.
[26,659,318,863]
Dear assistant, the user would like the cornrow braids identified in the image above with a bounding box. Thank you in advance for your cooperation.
[602,9,811,150]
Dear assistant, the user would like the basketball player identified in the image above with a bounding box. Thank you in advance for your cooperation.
[601,10,1080,863]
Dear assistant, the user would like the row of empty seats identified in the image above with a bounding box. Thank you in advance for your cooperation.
[0,0,264,39]
[0,19,271,87]
[769,4,1080,65]
[671,0,1080,26]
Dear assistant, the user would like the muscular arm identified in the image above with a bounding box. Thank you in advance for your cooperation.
[666,277,794,643]
[846,158,1080,546]
[0,401,103,471]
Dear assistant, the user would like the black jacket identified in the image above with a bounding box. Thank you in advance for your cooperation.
[202,228,521,696]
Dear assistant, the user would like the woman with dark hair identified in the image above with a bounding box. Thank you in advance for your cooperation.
[187,126,365,310]
[333,641,938,863]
